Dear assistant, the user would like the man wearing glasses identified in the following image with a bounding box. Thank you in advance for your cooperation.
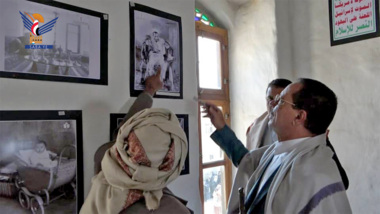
[203,78,351,213]
[246,79,292,151]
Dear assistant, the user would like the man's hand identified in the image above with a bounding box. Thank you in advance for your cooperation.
[201,102,226,130]
[144,68,163,96]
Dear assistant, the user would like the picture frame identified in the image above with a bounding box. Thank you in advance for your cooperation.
[110,113,189,175]
[0,0,108,85]
[129,2,183,99]
[329,0,379,46]
[0,110,83,213]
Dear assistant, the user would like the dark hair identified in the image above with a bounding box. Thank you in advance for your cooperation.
[292,78,337,135]
[37,140,47,147]
[267,78,292,89]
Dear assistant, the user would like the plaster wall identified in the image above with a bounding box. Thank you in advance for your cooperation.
[0,0,201,213]
[229,0,277,147]
[276,0,380,212]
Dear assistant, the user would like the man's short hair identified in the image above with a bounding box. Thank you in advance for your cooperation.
[292,78,338,135]
[267,78,292,89]
[37,140,47,147]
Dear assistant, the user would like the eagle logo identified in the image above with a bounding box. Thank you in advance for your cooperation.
[19,11,58,36]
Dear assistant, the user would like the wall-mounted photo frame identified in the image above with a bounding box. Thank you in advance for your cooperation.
[129,2,183,99]
[329,0,379,46]
[0,110,83,213]
[110,113,189,175]
[0,0,108,85]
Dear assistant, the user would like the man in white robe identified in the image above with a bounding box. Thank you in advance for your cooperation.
[246,79,291,150]
[204,78,351,213]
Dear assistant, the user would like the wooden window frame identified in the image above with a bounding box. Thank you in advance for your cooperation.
[196,21,232,214]
[196,22,230,101]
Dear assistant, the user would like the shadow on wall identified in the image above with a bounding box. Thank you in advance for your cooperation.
[275,0,312,79]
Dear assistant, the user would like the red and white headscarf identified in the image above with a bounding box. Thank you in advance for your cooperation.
[80,108,188,214]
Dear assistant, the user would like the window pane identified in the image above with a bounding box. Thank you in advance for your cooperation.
[200,106,224,163]
[198,36,222,89]
[203,166,226,214]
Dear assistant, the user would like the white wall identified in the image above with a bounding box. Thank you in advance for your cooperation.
[229,0,277,147]
[276,0,380,213]
[0,0,201,213]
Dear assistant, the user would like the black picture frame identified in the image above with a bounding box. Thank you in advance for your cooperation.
[129,2,183,99]
[110,113,189,175]
[329,0,379,46]
[0,110,83,213]
[0,0,108,85]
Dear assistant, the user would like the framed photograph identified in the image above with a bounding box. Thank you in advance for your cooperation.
[176,114,189,175]
[109,113,128,141]
[110,113,189,175]
[129,2,183,99]
[0,110,83,213]
[329,0,379,46]
[0,0,108,85]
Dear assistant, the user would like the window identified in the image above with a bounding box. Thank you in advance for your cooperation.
[196,21,231,214]
[195,8,215,27]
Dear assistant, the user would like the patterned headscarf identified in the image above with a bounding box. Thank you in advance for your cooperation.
[80,108,188,214]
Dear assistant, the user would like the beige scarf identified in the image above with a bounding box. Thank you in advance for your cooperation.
[246,112,269,150]
[80,108,188,214]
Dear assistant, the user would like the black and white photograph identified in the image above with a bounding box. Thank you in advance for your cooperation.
[0,110,83,214]
[130,3,183,99]
[110,113,189,175]
[0,0,108,85]
[109,113,127,141]
[176,114,189,175]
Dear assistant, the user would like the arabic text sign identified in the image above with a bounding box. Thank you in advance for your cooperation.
[330,0,379,45]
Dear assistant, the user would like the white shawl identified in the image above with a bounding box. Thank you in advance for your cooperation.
[229,134,351,214]
[246,112,270,150]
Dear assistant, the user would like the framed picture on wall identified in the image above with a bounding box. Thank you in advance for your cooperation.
[109,113,128,141]
[110,113,189,175]
[0,0,108,85]
[329,0,379,46]
[129,2,183,99]
[0,110,83,213]
[176,114,189,175]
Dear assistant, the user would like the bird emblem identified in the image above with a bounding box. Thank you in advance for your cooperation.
[19,11,58,36]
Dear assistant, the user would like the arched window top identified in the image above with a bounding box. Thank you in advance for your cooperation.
[195,8,214,27]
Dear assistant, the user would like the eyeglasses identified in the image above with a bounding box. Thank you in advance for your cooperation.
[273,94,296,107]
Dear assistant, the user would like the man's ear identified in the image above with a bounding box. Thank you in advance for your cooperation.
[298,110,307,121]
[295,110,307,124]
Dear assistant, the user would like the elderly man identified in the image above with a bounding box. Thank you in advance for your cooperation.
[204,78,351,213]
[89,69,192,214]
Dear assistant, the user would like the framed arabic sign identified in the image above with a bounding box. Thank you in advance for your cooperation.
[0,0,108,85]
[329,0,379,46]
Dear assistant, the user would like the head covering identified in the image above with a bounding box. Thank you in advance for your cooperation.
[80,108,188,214]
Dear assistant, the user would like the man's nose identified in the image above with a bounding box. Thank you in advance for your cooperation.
[269,99,277,108]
